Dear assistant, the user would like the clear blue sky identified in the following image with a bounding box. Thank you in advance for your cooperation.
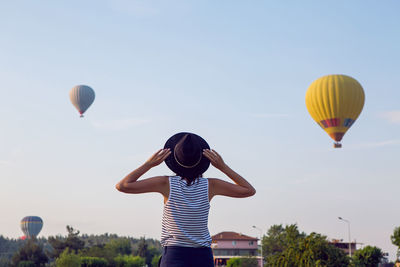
[1,0,400,260]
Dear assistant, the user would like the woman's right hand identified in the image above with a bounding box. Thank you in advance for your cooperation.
[146,148,171,168]
[203,149,227,170]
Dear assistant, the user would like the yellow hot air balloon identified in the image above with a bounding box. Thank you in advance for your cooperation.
[305,74,365,148]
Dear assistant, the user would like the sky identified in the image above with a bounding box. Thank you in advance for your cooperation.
[1,0,400,260]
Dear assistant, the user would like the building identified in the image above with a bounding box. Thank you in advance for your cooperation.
[329,239,357,255]
[212,231,261,267]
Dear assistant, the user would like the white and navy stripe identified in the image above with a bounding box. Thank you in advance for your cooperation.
[161,176,211,247]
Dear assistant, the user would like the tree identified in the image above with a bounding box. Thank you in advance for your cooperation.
[137,237,148,258]
[104,239,132,255]
[263,224,349,267]
[64,226,85,253]
[55,248,81,267]
[151,254,161,267]
[48,226,85,258]
[0,235,25,265]
[146,246,161,266]
[135,237,160,266]
[11,239,48,267]
[391,227,400,261]
[263,224,305,265]
[352,246,383,267]
[263,224,286,258]
[274,233,349,267]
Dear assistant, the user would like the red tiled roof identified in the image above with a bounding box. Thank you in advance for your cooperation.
[212,231,258,241]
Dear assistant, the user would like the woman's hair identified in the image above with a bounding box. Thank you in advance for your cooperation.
[176,173,203,186]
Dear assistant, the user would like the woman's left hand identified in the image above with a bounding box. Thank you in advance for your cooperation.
[145,148,171,168]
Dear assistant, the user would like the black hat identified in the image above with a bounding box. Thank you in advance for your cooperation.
[164,132,210,179]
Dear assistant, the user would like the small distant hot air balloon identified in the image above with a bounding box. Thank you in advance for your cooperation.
[69,85,95,117]
[305,74,365,148]
[20,216,43,239]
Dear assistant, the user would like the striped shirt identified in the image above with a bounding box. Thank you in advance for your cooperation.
[161,176,211,247]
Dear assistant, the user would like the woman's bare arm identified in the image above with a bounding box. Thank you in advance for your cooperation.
[115,149,171,198]
[203,149,256,200]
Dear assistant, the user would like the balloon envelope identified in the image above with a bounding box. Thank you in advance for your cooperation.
[20,216,43,238]
[69,85,95,117]
[305,74,365,147]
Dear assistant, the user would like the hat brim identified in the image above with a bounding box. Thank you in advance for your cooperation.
[164,132,210,178]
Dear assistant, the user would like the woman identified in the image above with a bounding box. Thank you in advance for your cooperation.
[116,132,256,267]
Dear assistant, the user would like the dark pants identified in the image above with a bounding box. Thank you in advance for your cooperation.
[159,246,214,267]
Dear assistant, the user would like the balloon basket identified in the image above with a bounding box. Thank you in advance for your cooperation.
[334,142,342,148]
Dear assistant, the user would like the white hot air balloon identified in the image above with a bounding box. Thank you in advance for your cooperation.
[69,85,95,117]
[20,216,43,239]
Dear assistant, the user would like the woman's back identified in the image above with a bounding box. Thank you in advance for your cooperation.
[161,176,211,247]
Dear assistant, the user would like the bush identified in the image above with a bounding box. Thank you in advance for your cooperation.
[79,244,116,264]
[55,248,81,267]
[241,257,258,267]
[227,257,241,267]
[114,254,145,267]
[226,256,263,267]
[81,256,108,267]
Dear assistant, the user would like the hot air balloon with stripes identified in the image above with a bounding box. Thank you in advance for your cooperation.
[20,216,43,239]
[69,85,95,117]
[305,74,365,148]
